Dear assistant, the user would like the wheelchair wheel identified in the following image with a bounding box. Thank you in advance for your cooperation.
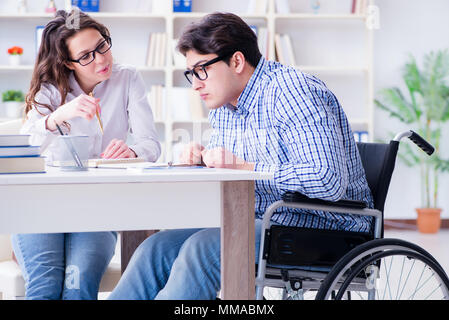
[316,238,449,300]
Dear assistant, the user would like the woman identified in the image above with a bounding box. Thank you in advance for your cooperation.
[12,10,160,299]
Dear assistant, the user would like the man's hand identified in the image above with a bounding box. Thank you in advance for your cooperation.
[201,147,255,171]
[179,142,205,165]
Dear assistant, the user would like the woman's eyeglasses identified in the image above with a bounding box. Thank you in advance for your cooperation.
[68,36,112,66]
[184,53,232,84]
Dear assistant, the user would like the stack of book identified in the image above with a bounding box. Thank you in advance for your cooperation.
[351,0,368,15]
[274,33,296,66]
[0,135,45,174]
[148,85,166,122]
[146,32,167,68]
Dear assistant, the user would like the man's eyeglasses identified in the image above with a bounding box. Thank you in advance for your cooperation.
[68,36,112,66]
[184,53,232,84]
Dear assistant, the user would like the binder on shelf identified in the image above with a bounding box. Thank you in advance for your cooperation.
[353,130,369,142]
[173,0,192,12]
[71,0,99,12]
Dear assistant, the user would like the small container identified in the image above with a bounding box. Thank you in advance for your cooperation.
[53,135,89,171]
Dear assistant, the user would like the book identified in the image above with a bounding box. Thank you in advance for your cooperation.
[247,0,268,14]
[148,85,166,121]
[0,145,40,158]
[353,130,369,142]
[257,27,268,58]
[275,0,290,14]
[172,39,186,68]
[146,33,167,67]
[274,34,285,64]
[87,157,146,168]
[0,156,45,174]
[35,26,44,56]
[353,0,367,15]
[281,34,296,66]
[0,135,30,147]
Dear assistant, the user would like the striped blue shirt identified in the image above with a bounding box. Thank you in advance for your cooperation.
[207,58,374,233]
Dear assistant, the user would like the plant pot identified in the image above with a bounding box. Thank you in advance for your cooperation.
[8,55,21,66]
[416,208,442,234]
[3,101,23,118]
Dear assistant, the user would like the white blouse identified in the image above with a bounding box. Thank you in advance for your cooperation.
[21,64,161,163]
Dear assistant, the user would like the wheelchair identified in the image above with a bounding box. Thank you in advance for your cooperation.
[255,130,449,300]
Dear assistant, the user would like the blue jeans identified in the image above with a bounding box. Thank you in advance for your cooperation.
[108,220,264,300]
[11,232,117,300]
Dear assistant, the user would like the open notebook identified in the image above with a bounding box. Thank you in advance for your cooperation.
[87,157,145,168]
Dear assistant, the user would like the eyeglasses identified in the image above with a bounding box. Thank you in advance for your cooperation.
[68,36,112,66]
[184,53,232,84]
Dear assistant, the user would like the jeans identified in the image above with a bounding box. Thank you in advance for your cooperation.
[11,232,117,300]
[108,219,264,300]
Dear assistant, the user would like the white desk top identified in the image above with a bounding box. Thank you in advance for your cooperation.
[0,165,274,185]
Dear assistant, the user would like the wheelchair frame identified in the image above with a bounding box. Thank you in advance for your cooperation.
[255,130,448,300]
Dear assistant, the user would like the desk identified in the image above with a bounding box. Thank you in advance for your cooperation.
[0,166,272,299]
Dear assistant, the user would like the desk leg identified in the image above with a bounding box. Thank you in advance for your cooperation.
[121,230,158,273]
[221,180,255,300]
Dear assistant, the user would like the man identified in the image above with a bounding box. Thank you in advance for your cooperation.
[108,12,373,300]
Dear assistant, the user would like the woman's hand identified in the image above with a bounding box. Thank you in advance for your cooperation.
[101,139,137,159]
[46,94,100,130]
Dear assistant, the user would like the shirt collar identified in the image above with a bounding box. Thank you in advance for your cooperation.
[226,57,266,116]
[68,70,108,96]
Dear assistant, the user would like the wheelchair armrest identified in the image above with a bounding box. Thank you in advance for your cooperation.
[281,192,368,210]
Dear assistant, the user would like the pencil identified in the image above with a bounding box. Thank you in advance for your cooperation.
[89,92,104,134]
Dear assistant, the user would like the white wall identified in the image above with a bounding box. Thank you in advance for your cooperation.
[373,0,449,218]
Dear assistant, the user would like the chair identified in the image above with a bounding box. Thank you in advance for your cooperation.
[256,130,449,300]
[0,119,122,299]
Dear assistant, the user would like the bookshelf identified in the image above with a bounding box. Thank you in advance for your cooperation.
[0,0,375,161]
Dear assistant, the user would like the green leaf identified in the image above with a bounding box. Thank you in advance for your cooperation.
[375,88,418,123]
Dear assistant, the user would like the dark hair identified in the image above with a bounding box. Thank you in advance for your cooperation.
[177,12,262,68]
[25,10,110,117]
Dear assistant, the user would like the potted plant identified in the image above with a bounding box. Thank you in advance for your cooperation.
[375,50,449,233]
[7,46,23,66]
[2,90,25,118]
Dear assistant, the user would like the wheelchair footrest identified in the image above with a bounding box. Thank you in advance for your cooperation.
[265,225,373,267]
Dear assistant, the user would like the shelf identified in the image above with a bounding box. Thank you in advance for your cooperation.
[0,65,34,71]
[0,12,167,19]
[274,14,367,20]
[297,66,368,73]
[172,12,269,20]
